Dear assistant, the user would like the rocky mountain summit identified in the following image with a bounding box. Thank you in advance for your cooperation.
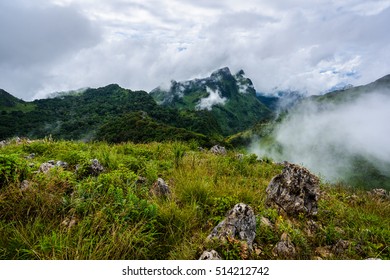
[150,67,272,135]
[150,67,256,107]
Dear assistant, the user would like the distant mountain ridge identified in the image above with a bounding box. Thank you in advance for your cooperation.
[0,84,221,144]
[151,67,256,106]
[310,74,390,104]
[1,69,390,147]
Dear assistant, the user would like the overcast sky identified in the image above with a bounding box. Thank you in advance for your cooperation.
[1,0,390,100]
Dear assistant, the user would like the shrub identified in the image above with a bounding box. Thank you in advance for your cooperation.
[0,154,29,188]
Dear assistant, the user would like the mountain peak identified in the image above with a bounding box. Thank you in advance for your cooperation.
[149,67,272,135]
[0,89,25,107]
[210,67,232,79]
[236,69,246,76]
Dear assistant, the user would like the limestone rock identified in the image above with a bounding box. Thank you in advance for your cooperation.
[56,161,69,169]
[39,160,69,174]
[20,180,30,191]
[25,153,35,159]
[207,203,256,248]
[150,178,171,197]
[266,162,320,216]
[89,159,104,176]
[332,239,350,255]
[305,219,320,237]
[199,250,221,260]
[272,232,296,258]
[39,162,54,174]
[369,188,389,199]
[210,145,227,155]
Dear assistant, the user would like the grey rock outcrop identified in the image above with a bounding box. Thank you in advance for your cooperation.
[150,178,171,197]
[89,159,104,176]
[272,232,296,258]
[266,162,320,216]
[56,161,69,169]
[369,188,389,199]
[39,162,54,174]
[207,203,256,248]
[332,239,350,255]
[39,160,69,174]
[199,250,221,260]
[210,145,227,155]
[25,153,35,159]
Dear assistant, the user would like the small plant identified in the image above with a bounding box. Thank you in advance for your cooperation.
[209,196,236,222]
[173,143,186,168]
[0,154,29,188]
[213,237,250,260]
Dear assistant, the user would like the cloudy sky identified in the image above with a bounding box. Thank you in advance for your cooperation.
[1,0,390,100]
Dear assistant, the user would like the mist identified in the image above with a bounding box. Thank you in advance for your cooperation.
[251,90,390,187]
[196,87,227,111]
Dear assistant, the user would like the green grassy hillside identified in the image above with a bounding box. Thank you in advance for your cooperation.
[0,138,389,260]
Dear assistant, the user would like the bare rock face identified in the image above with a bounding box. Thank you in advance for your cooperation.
[199,250,221,260]
[150,178,171,197]
[210,145,227,155]
[207,203,256,248]
[272,232,296,259]
[266,162,320,216]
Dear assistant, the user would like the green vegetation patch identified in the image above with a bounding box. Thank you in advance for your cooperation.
[0,139,389,260]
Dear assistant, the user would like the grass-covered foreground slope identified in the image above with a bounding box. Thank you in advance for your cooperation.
[0,138,389,260]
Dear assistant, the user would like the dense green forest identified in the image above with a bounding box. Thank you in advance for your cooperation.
[0,84,224,144]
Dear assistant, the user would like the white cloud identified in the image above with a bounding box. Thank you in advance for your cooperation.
[1,0,390,100]
[196,87,227,111]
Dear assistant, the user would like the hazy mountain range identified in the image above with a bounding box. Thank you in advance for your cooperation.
[1,67,390,189]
